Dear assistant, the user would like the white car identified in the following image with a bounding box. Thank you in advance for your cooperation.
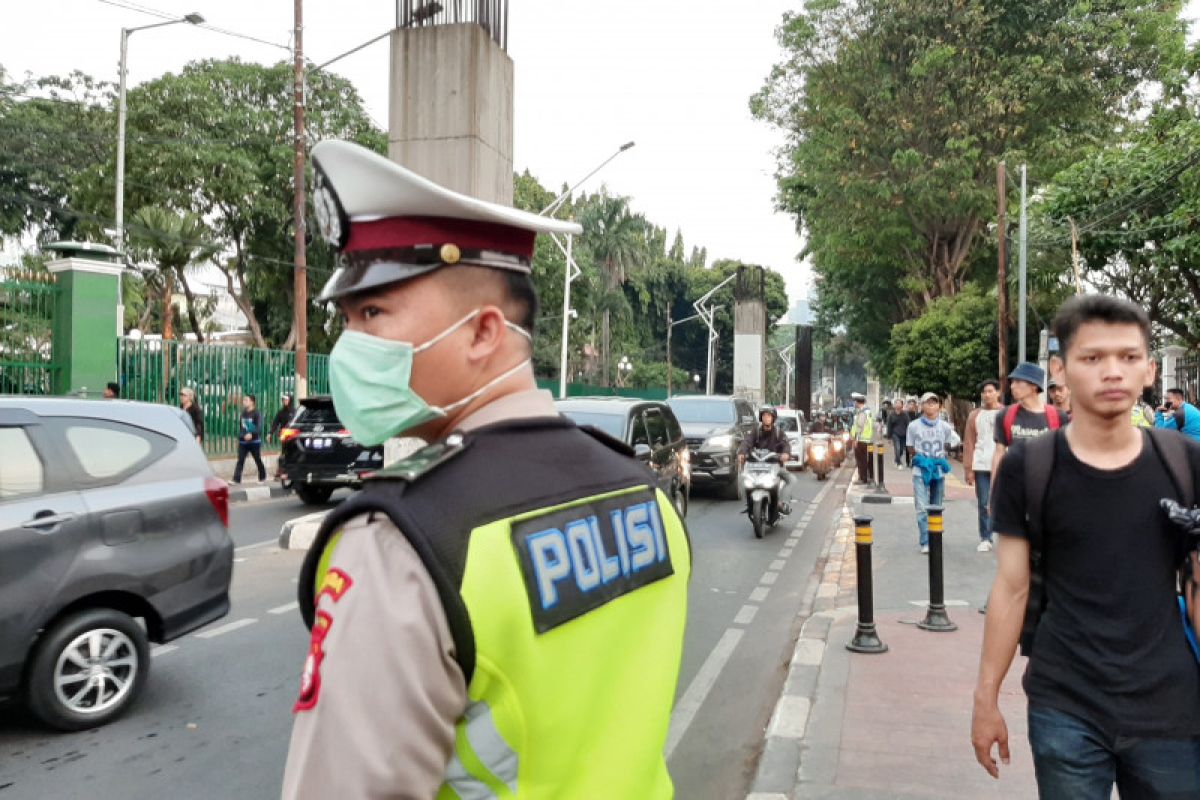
[775,409,806,471]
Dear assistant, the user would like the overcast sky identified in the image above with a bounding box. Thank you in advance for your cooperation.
[4,1,1199,305]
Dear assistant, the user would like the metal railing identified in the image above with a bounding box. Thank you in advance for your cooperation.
[1177,351,1200,405]
[397,0,508,50]
[0,271,59,396]
[118,337,330,458]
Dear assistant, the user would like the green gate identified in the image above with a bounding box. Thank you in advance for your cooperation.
[0,271,60,395]
[118,337,330,457]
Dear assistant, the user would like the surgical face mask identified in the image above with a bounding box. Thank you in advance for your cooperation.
[329,309,532,445]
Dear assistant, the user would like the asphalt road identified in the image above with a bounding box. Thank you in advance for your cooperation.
[0,471,847,800]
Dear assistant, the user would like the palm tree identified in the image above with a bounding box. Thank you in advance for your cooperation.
[580,193,645,385]
[128,207,219,341]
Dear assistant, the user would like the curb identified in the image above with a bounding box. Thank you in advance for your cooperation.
[746,485,854,798]
[278,510,330,550]
[228,485,289,504]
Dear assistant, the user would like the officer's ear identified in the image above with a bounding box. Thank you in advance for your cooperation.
[466,305,512,362]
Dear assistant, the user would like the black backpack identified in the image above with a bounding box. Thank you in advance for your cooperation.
[1019,428,1195,656]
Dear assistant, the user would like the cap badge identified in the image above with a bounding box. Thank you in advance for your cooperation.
[440,243,461,264]
[313,166,349,250]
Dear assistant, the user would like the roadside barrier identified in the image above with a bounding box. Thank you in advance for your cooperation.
[873,443,887,493]
[846,515,888,654]
[918,505,958,632]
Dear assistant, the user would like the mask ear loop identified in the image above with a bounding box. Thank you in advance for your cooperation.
[429,320,535,416]
[412,309,482,354]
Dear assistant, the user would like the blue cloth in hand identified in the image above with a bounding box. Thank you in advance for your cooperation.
[913,454,952,487]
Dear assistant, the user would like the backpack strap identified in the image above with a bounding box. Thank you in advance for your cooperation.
[1146,428,1195,508]
[1045,405,1062,430]
[1019,429,1060,656]
[1003,404,1020,447]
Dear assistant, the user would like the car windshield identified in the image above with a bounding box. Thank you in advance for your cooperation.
[295,405,340,426]
[559,411,627,440]
[776,416,799,432]
[668,399,735,424]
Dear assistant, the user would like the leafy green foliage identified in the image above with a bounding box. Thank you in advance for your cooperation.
[888,286,997,399]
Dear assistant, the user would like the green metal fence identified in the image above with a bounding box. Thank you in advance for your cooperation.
[118,337,330,457]
[0,271,60,395]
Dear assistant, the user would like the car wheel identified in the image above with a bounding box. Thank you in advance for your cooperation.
[295,485,334,505]
[26,608,150,731]
[723,461,742,500]
[673,483,689,519]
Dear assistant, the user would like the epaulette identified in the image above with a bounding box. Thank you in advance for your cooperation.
[365,432,470,483]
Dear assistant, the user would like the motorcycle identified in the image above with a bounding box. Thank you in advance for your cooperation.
[742,448,786,539]
[830,433,847,467]
[807,433,832,481]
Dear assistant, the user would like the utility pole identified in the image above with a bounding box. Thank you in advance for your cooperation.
[1018,164,1028,364]
[293,0,308,399]
[997,161,1009,391]
[666,309,673,397]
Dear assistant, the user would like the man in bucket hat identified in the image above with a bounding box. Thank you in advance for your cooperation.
[282,141,691,799]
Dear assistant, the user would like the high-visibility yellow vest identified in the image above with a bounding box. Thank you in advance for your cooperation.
[302,420,691,799]
[1132,405,1152,428]
[852,409,875,442]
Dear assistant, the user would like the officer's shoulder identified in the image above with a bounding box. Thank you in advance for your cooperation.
[367,434,469,483]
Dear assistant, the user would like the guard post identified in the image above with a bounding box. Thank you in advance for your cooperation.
[918,505,957,632]
[846,515,888,653]
[874,441,887,492]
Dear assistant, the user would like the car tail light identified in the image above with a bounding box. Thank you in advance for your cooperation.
[280,427,300,443]
[204,476,230,528]
[337,428,350,436]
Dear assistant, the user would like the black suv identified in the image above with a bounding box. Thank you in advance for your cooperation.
[0,397,233,730]
[555,397,691,518]
[278,396,385,505]
[667,395,759,499]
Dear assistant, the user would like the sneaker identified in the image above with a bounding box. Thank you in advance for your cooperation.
[779,502,792,516]
[920,544,930,554]
[977,540,994,552]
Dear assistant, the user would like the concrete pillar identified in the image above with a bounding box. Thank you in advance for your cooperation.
[389,23,514,204]
[795,325,813,420]
[1162,345,1186,399]
[733,266,766,404]
[47,244,122,397]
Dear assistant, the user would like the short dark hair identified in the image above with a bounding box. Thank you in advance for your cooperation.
[979,379,1000,392]
[106,381,120,396]
[1052,295,1150,357]
[504,271,538,335]
[247,393,257,404]
[1167,387,1186,398]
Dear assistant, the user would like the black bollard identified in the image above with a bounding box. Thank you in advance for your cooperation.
[918,505,958,632]
[865,442,876,486]
[874,443,888,492]
[846,515,889,653]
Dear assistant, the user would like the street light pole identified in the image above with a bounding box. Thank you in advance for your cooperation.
[667,310,702,396]
[693,272,737,395]
[543,141,636,398]
[293,0,308,399]
[113,13,203,333]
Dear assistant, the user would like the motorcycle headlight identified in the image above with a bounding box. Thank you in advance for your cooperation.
[742,473,756,489]
[811,445,827,458]
[832,440,844,451]
[706,434,734,449]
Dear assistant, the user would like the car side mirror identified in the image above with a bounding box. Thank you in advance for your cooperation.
[634,443,652,460]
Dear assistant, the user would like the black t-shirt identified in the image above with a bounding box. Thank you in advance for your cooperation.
[991,430,1200,737]
[993,403,1064,446]
[740,425,791,457]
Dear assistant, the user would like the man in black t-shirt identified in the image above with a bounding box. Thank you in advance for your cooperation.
[972,296,1200,797]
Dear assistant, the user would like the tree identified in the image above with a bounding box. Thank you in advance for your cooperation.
[887,287,998,400]
[126,206,219,340]
[752,0,1187,360]
[579,192,646,385]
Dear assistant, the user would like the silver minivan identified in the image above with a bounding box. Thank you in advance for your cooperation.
[0,398,233,730]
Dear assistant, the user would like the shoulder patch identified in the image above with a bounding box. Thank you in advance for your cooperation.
[512,487,673,634]
[366,433,469,483]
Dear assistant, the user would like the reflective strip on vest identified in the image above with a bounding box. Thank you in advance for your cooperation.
[1132,406,1151,428]
[442,701,519,799]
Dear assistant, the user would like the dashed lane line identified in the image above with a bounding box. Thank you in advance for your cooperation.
[734,605,759,625]
[269,601,300,615]
[195,618,258,639]
[151,645,178,658]
[749,586,770,603]
[665,627,744,760]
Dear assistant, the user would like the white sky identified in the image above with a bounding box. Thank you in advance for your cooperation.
[3,0,1199,304]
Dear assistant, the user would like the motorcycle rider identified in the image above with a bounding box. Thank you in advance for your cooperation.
[737,406,795,514]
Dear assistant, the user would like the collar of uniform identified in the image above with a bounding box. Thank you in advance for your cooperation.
[457,388,559,433]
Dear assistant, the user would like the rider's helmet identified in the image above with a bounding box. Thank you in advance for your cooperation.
[759,405,778,424]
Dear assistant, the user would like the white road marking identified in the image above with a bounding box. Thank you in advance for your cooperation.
[665,627,744,759]
[778,547,793,558]
[733,604,758,625]
[749,586,770,603]
[151,645,178,658]
[269,601,300,615]
[760,571,779,585]
[770,559,786,571]
[234,558,246,563]
[908,599,971,607]
[235,539,277,553]
[195,618,258,639]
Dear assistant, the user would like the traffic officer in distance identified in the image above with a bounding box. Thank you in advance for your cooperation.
[282,140,692,799]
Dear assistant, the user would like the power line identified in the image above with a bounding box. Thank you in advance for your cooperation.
[95,0,291,52]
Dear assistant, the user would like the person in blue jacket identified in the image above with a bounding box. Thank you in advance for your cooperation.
[1155,387,1200,443]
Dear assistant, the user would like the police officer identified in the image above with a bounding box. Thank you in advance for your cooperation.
[849,391,874,484]
[282,141,691,799]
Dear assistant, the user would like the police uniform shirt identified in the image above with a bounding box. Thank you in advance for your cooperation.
[281,388,559,800]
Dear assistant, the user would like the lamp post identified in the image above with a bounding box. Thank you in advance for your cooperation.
[617,355,633,388]
[113,12,204,334]
[777,342,796,407]
[541,141,637,399]
[693,272,737,395]
[666,310,702,397]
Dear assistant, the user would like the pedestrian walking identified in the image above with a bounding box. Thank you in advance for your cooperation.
[103,381,120,399]
[905,392,955,554]
[179,387,204,445]
[1047,378,1072,419]
[886,400,913,469]
[232,394,266,484]
[849,392,874,484]
[282,140,690,799]
[990,361,1065,477]
[270,393,295,442]
[972,295,1200,796]
[962,379,1001,552]
[1155,387,1200,443]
